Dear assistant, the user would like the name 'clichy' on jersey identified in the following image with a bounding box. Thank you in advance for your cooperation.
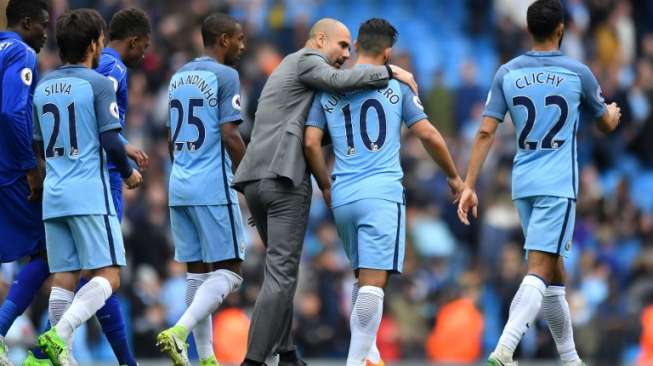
[167,56,243,207]
[483,50,606,201]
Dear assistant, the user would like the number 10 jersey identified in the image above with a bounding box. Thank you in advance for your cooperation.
[33,65,121,220]
[483,50,607,200]
[306,65,427,208]
[167,57,242,207]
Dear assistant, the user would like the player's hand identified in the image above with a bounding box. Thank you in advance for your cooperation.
[607,102,622,128]
[322,187,332,207]
[389,65,419,95]
[457,187,478,226]
[447,176,465,202]
[124,169,143,189]
[125,144,150,171]
[26,168,43,202]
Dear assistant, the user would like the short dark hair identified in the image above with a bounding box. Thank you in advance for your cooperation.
[109,8,151,41]
[357,18,398,56]
[201,13,239,47]
[56,9,106,64]
[6,0,48,27]
[527,0,564,41]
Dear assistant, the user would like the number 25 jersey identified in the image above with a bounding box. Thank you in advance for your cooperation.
[306,65,427,208]
[167,57,242,206]
[484,50,607,200]
[33,66,121,219]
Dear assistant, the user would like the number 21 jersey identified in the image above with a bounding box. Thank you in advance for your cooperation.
[167,57,242,206]
[33,66,121,219]
[484,50,606,200]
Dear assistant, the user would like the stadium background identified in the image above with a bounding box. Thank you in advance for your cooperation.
[2,0,653,365]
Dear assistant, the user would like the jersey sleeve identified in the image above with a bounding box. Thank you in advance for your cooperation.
[217,67,243,125]
[1,45,38,169]
[483,66,509,121]
[305,94,327,130]
[400,83,428,127]
[578,65,607,118]
[93,77,122,133]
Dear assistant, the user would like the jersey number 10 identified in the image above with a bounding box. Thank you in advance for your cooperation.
[343,99,387,156]
[513,95,569,151]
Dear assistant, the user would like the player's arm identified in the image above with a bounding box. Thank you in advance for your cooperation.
[304,126,331,206]
[457,117,500,225]
[577,65,622,134]
[297,52,418,94]
[409,120,463,196]
[303,96,331,206]
[457,67,507,225]
[94,77,142,189]
[1,47,38,171]
[217,67,246,171]
[221,122,246,171]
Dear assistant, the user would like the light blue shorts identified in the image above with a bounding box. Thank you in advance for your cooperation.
[333,198,406,273]
[44,215,126,272]
[514,196,576,257]
[170,204,246,263]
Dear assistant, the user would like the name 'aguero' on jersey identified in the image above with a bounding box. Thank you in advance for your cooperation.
[306,66,427,208]
[32,66,122,219]
[483,50,606,200]
[167,57,242,206]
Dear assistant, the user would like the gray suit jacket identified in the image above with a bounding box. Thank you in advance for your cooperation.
[234,48,391,188]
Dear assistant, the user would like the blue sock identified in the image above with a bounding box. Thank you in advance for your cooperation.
[0,257,49,336]
[78,278,137,366]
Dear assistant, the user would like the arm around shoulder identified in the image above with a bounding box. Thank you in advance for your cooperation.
[297,52,389,93]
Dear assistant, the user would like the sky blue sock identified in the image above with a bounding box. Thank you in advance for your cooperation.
[0,257,49,336]
[77,277,137,366]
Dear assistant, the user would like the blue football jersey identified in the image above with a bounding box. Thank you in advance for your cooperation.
[33,66,122,219]
[95,47,129,169]
[306,66,427,207]
[167,57,243,206]
[0,31,39,186]
[483,50,606,200]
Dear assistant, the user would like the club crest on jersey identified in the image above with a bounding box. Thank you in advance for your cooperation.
[232,94,241,111]
[413,96,424,110]
[20,68,33,86]
[110,102,119,119]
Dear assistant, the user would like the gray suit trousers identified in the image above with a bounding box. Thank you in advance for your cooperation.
[242,176,312,362]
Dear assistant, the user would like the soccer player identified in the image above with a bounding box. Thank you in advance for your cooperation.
[31,9,142,366]
[304,18,464,366]
[0,0,50,364]
[155,13,247,366]
[456,1,621,365]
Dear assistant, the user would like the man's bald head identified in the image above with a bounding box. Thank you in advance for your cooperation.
[306,18,352,68]
[309,18,349,40]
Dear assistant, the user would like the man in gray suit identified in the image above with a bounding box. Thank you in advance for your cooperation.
[234,18,417,366]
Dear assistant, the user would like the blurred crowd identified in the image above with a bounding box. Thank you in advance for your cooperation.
[1,0,653,365]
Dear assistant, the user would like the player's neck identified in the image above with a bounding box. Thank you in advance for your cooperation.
[531,40,560,53]
[204,47,225,64]
[6,26,26,40]
[355,55,384,66]
[64,57,93,69]
[107,40,127,59]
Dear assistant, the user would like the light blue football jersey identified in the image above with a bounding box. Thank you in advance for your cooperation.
[483,50,606,200]
[167,57,242,206]
[306,65,427,207]
[33,65,122,219]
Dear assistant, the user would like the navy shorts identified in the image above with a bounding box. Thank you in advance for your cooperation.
[0,177,46,262]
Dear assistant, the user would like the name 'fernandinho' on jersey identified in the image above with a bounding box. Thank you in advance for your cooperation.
[168,72,219,107]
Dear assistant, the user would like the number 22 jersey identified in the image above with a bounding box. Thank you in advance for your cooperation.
[483,50,607,200]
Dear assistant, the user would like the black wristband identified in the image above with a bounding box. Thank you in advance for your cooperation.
[385,64,393,79]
